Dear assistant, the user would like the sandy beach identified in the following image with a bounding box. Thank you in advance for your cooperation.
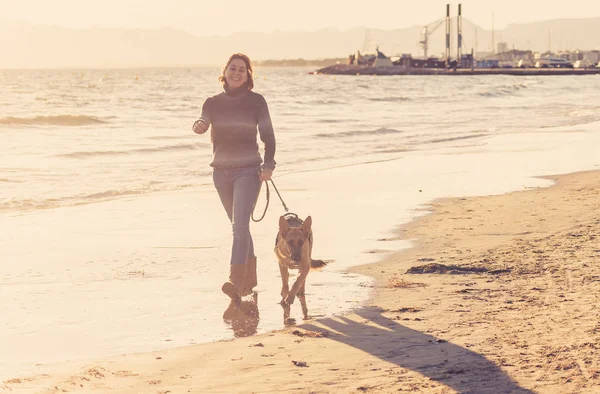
[2,68,600,393]
[3,168,599,393]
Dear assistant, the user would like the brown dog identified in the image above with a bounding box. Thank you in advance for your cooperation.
[275,215,326,319]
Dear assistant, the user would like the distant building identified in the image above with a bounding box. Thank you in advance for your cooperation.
[460,54,474,69]
[583,50,600,64]
[481,50,533,67]
[394,55,445,68]
[476,51,494,59]
[477,59,500,68]
[426,58,446,68]
[497,42,509,54]
[558,51,583,62]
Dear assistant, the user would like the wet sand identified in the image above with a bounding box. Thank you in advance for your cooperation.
[4,169,600,393]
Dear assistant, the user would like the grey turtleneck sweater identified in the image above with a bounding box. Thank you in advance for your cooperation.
[200,90,276,170]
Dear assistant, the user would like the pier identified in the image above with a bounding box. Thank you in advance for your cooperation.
[313,64,600,76]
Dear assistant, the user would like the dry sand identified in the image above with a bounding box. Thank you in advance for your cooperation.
[3,170,600,394]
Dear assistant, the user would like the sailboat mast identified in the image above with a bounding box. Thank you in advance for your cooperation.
[492,11,495,54]
[457,4,463,64]
[445,4,451,64]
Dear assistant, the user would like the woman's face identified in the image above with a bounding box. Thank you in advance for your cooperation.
[225,58,248,89]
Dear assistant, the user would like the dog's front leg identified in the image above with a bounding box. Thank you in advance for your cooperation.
[298,282,308,319]
[284,263,309,306]
[278,262,290,301]
[282,302,294,326]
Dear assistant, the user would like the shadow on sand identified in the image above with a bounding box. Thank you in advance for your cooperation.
[298,307,533,394]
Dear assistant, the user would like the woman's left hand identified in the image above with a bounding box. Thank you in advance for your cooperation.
[259,168,273,182]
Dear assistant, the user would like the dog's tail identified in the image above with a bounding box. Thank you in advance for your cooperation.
[310,259,328,270]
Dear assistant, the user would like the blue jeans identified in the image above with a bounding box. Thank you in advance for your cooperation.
[213,166,261,266]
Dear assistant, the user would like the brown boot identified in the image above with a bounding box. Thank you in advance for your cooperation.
[222,263,247,306]
[241,256,257,296]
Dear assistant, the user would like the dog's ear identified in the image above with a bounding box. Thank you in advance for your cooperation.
[279,216,290,235]
[301,216,312,234]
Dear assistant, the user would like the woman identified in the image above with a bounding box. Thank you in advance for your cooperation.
[193,53,276,306]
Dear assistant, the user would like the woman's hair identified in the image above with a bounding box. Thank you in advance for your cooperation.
[219,53,254,91]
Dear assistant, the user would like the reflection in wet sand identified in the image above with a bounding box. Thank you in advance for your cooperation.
[223,292,260,338]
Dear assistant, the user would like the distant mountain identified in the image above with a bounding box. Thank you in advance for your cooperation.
[502,18,600,53]
[1,18,599,68]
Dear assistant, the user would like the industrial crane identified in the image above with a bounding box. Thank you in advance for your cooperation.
[419,19,445,59]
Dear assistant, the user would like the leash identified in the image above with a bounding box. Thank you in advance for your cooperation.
[251,178,289,222]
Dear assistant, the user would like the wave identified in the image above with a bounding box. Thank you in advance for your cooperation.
[82,187,154,200]
[478,82,535,98]
[307,99,343,105]
[1,198,55,212]
[375,147,409,154]
[426,133,489,144]
[1,188,148,212]
[146,135,192,140]
[539,117,600,132]
[57,142,206,159]
[316,119,345,124]
[315,127,404,139]
[1,183,165,213]
[1,175,216,213]
[0,115,106,126]
[566,107,600,125]
[368,96,410,102]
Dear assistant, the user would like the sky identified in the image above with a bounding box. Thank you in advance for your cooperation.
[2,0,600,35]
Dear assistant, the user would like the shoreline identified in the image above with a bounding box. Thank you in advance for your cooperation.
[4,168,600,393]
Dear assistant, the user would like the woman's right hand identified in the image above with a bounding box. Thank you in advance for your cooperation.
[192,119,209,134]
